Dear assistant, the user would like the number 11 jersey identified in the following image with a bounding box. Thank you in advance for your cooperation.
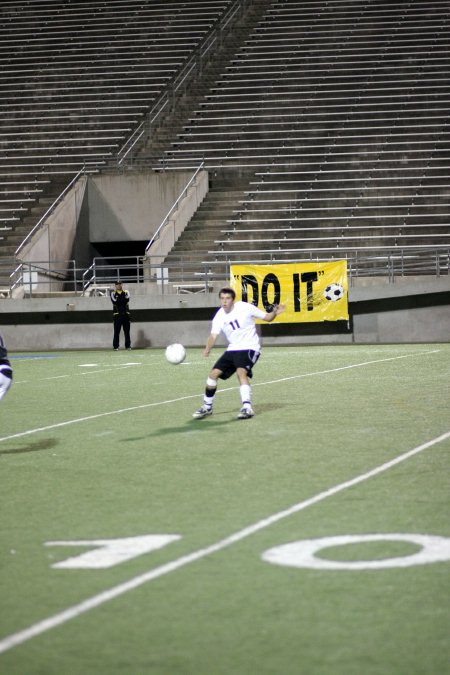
[211,301,266,352]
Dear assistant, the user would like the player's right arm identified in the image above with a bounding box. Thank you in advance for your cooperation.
[203,333,218,357]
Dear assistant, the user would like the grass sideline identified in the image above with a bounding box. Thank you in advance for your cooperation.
[0,344,449,674]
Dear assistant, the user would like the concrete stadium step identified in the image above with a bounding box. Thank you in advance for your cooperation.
[1,233,26,245]
[164,177,256,264]
[0,243,17,256]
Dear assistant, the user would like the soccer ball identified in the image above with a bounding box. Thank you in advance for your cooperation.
[324,283,345,302]
[165,343,186,365]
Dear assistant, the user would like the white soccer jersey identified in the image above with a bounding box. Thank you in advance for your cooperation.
[211,301,266,352]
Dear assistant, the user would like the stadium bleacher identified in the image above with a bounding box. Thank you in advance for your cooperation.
[0,0,236,279]
[0,0,449,290]
[149,0,450,278]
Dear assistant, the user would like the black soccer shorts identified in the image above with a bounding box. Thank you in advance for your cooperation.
[213,349,260,380]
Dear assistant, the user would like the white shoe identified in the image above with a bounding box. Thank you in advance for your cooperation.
[237,406,254,419]
[192,405,213,419]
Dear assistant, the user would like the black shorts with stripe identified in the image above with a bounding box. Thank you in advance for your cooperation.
[213,349,260,380]
[0,359,12,379]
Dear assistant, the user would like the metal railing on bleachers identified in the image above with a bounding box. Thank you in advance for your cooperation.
[1,247,447,300]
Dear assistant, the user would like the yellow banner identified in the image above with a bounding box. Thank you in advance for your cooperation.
[230,261,349,323]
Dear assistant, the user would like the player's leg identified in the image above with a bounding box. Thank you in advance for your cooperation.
[192,350,237,418]
[113,317,121,350]
[235,350,260,418]
[0,369,13,402]
[192,367,222,418]
[236,368,254,418]
[123,317,131,349]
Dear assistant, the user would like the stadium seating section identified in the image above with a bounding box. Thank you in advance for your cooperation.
[1,0,449,285]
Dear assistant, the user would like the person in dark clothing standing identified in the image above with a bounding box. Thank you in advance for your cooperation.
[0,333,13,402]
[110,280,131,350]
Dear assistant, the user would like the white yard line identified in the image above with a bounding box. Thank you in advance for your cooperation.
[0,350,441,444]
[14,364,142,384]
[13,375,71,384]
[0,427,449,655]
[252,350,441,388]
[81,364,141,375]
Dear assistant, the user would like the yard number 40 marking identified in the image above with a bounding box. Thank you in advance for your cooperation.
[45,535,181,569]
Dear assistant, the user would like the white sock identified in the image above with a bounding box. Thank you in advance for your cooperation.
[240,384,251,407]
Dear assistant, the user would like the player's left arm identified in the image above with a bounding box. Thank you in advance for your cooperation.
[262,304,286,322]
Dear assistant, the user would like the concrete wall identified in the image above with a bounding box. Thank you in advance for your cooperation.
[15,169,208,295]
[88,170,204,243]
[351,279,450,343]
[18,176,88,293]
[144,170,208,268]
[0,278,448,350]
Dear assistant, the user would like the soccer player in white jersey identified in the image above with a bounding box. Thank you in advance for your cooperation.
[0,333,13,402]
[193,287,285,420]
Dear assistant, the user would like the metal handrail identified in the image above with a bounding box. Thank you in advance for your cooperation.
[116,0,253,167]
[117,95,170,166]
[145,161,205,253]
[9,260,80,295]
[82,256,144,292]
[116,121,146,165]
[15,168,87,257]
[2,247,448,298]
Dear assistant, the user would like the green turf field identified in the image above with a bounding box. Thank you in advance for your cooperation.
[0,344,449,675]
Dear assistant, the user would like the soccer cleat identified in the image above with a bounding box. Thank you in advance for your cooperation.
[192,405,213,419]
[237,406,254,419]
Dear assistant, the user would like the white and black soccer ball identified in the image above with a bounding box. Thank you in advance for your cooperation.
[165,343,186,365]
[324,283,345,302]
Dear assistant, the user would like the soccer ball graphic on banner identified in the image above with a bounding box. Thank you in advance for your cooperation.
[165,343,186,365]
[324,283,345,302]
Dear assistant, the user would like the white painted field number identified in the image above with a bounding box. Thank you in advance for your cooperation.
[45,535,181,569]
[45,533,450,572]
[262,534,450,570]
